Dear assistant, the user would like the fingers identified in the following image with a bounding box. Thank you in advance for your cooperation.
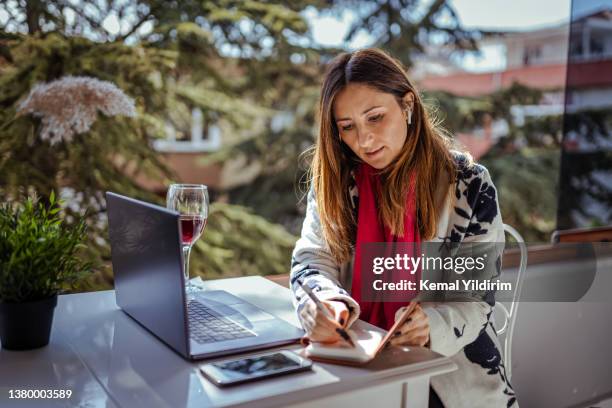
[299,300,344,342]
[307,300,346,328]
[399,309,427,333]
[309,326,342,343]
[390,305,430,347]
[307,321,342,343]
[389,327,429,347]
[394,305,410,323]
[394,302,419,324]
[326,300,349,327]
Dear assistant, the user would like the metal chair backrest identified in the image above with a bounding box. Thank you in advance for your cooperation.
[495,224,527,382]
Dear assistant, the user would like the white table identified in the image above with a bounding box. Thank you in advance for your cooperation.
[0,276,456,407]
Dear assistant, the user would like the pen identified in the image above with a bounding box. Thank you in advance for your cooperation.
[297,280,355,348]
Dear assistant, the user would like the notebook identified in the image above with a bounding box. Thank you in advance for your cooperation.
[302,302,416,365]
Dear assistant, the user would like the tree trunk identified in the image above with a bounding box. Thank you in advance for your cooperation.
[26,0,42,34]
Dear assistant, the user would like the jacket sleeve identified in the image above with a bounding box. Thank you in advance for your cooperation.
[289,186,361,328]
[422,165,505,357]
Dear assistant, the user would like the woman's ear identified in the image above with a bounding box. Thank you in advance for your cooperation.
[402,92,415,124]
[402,91,415,111]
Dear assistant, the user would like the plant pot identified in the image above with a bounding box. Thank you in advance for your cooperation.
[0,295,58,350]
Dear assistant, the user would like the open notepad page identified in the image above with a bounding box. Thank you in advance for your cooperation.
[304,327,386,364]
[303,302,416,364]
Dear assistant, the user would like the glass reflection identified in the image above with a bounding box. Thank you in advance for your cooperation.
[558,2,612,229]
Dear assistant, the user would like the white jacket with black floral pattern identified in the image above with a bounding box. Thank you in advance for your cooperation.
[289,151,518,408]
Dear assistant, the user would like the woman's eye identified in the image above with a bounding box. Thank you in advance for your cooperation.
[369,114,383,122]
[341,124,353,131]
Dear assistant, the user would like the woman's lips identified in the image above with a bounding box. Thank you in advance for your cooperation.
[365,146,384,158]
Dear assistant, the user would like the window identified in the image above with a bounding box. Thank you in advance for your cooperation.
[153,107,221,153]
[523,45,542,66]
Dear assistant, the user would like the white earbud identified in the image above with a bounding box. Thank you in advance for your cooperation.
[406,108,412,125]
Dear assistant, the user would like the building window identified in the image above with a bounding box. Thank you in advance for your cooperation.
[590,35,604,57]
[569,38,583,59]
[523,45,542,66]
[153,107,222,153]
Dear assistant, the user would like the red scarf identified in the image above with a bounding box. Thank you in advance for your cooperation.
[350,163,421,330]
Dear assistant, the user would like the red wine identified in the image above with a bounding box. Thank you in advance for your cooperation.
[180,215,206,245]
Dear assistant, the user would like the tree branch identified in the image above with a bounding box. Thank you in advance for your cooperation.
[118,9,153,42]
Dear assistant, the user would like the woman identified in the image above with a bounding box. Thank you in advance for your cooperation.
[290,48,517,407]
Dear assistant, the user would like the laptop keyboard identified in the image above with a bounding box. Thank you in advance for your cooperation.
[187,301,256,344]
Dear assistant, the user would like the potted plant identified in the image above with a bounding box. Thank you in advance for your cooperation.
[0,191,91,350]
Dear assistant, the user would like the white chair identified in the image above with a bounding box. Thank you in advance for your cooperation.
[494,224,527,382]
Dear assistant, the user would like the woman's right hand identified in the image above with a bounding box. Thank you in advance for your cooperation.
[299,299,349,343]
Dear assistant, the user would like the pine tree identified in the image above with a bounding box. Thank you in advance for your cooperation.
[1,0,490,289]
[0,33,297,289]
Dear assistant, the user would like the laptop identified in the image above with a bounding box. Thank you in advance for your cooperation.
[106,192,304,360]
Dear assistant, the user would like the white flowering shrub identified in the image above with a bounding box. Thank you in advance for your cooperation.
[18,76,136,145]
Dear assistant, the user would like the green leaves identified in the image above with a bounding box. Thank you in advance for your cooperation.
[331,0,479,67]
[0,193,92,303]
[481,148,559,241]
[175,85,271,128]
[0,0,492,290]
[192,202,297,278]
[0,27,302,292]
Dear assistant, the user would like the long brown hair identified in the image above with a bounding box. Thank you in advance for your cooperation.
[310,48,457,263]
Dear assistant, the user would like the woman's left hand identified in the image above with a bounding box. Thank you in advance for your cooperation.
[389,304,430,347]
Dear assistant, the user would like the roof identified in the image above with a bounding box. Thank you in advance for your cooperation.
[479,8,612,40]
[418,58,612,96]
[418,63,567,96]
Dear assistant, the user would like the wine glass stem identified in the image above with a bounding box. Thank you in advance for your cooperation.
[183,245,191,292]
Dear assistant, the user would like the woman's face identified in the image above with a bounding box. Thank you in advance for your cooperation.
[333,83,413,169]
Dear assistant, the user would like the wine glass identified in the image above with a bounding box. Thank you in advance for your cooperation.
[166,184,209,297]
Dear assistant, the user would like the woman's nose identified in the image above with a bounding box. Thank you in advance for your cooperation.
[356,126,375,149]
